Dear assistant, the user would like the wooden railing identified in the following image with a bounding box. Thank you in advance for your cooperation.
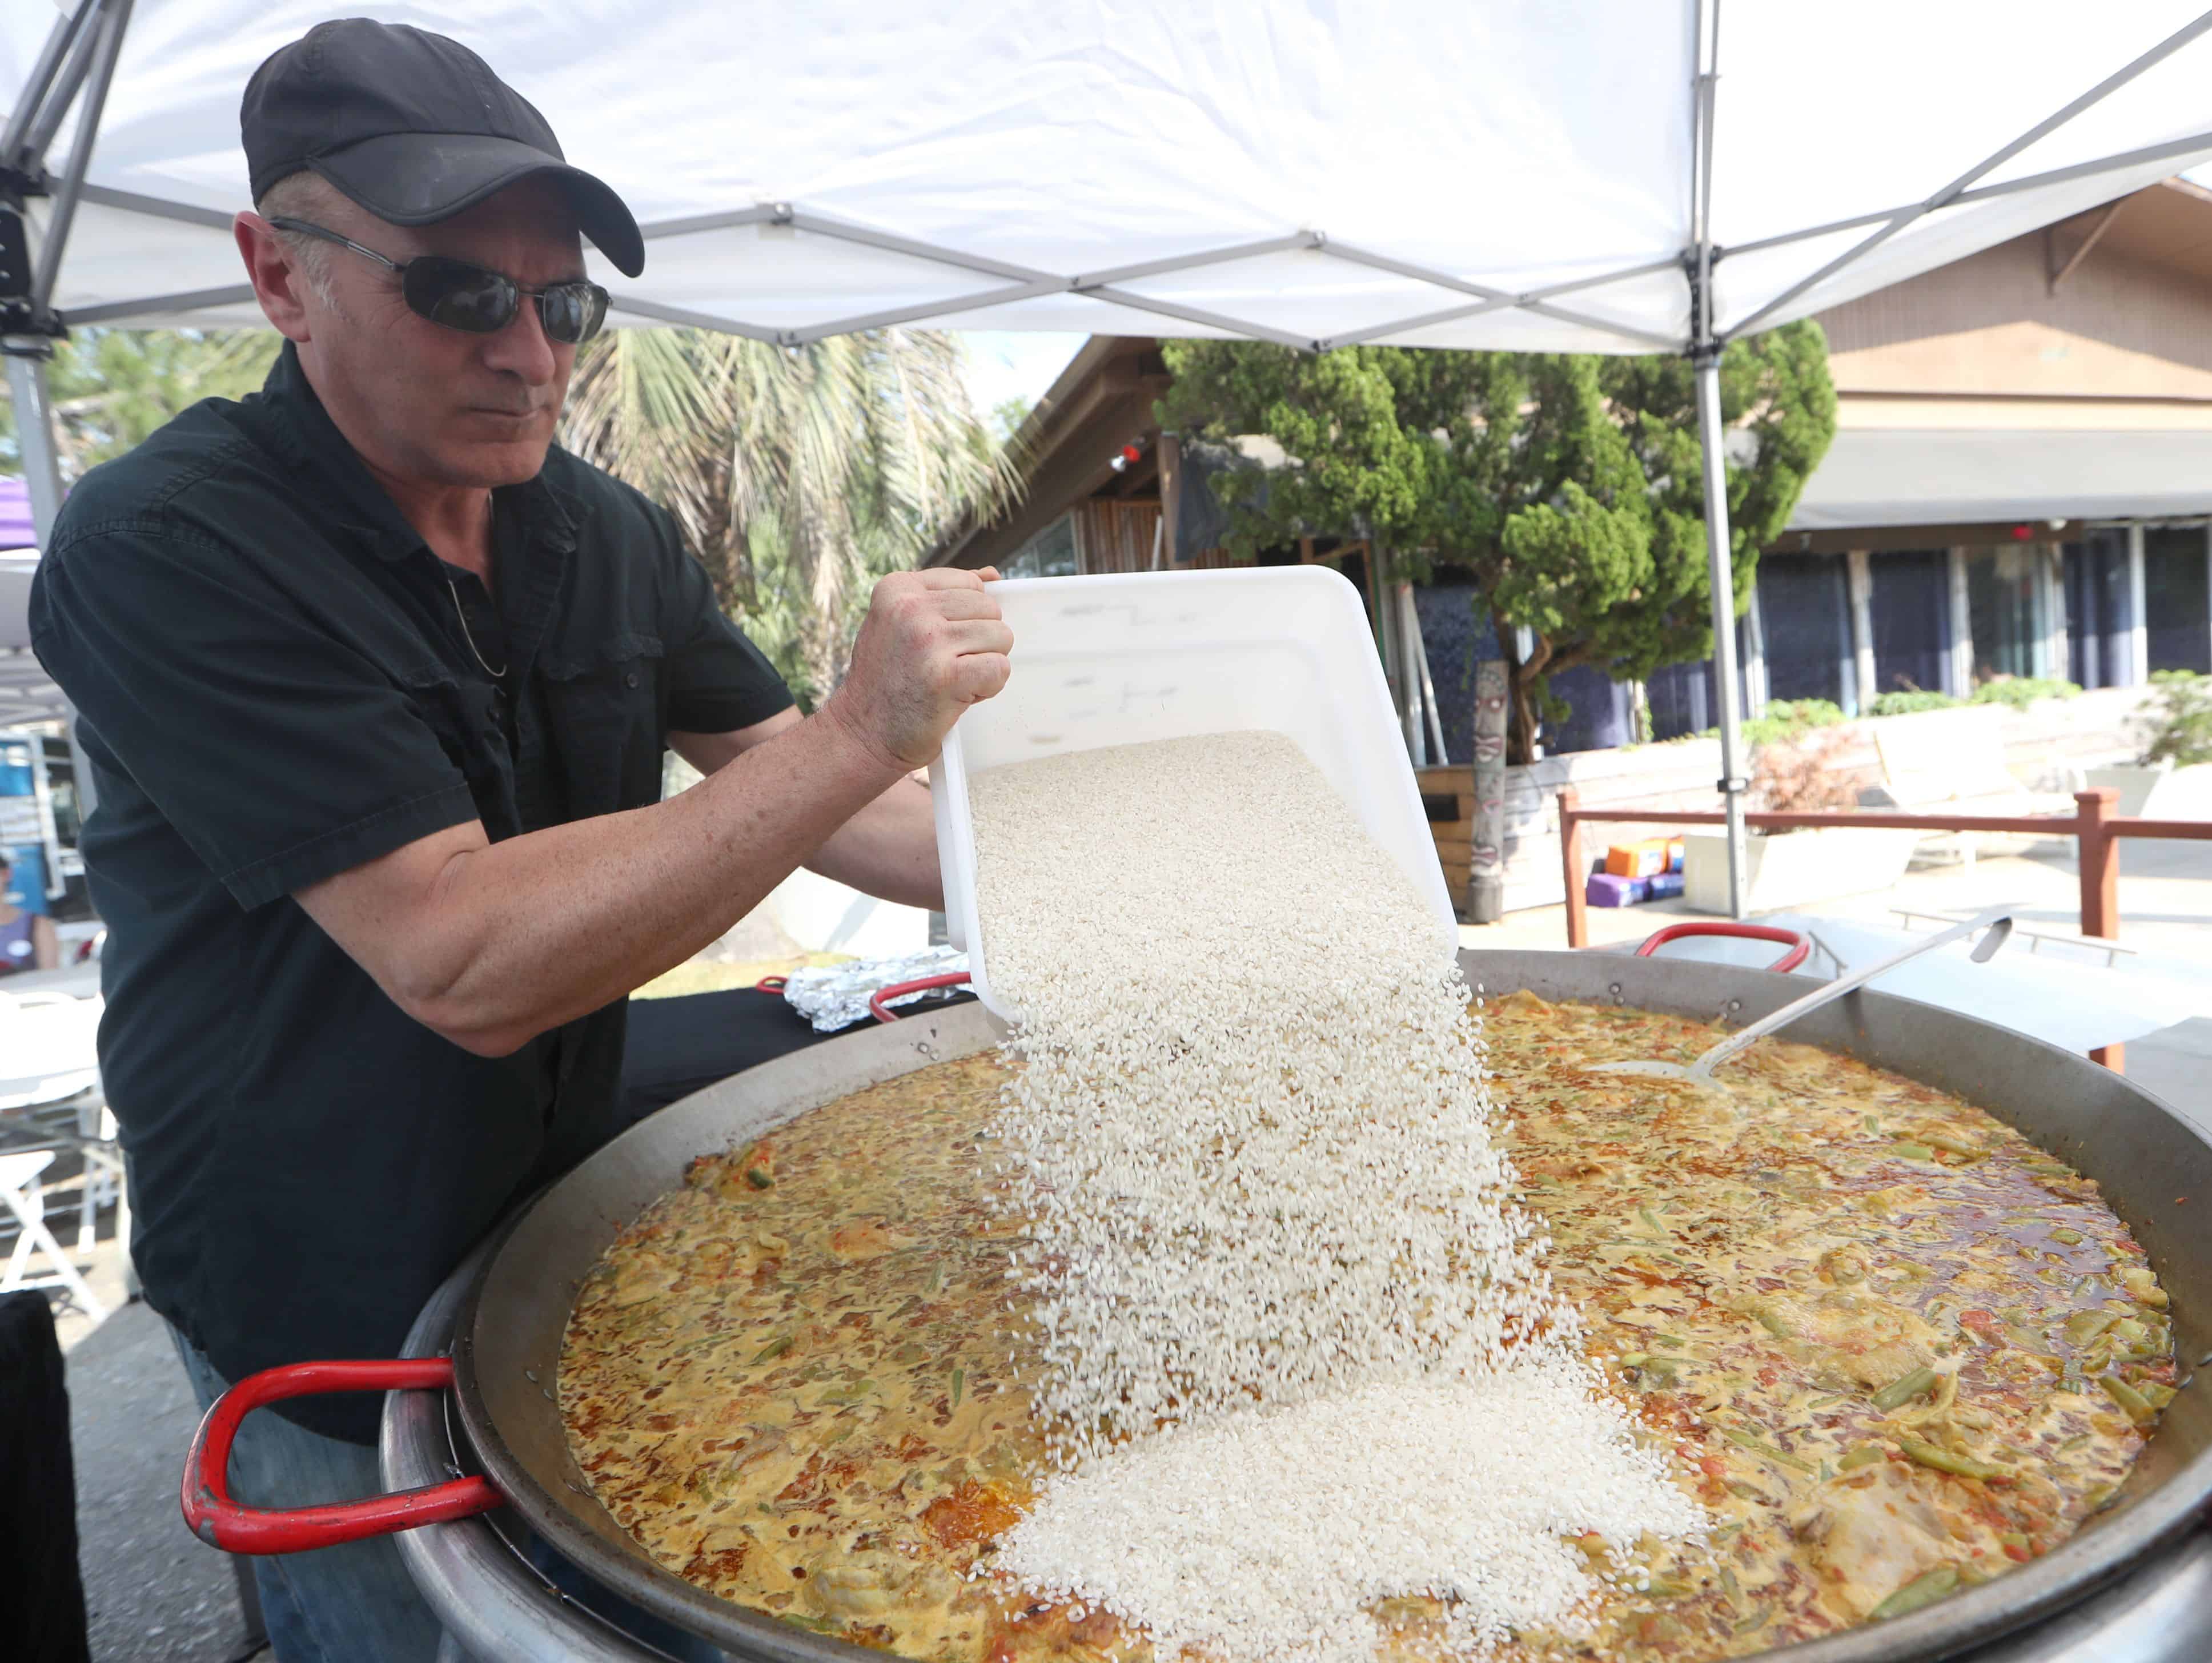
[1555,786,2212,1074]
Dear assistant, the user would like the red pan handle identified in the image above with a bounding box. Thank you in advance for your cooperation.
[1635,921,1810,974]
[870,972,972,1023]
[182,1358,500,1553]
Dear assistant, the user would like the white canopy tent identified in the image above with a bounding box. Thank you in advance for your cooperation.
[8,0,2212,916]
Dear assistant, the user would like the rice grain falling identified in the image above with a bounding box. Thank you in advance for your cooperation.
[969,732,1704,1662]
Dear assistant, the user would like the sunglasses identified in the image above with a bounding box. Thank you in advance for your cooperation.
[266,218,610,345]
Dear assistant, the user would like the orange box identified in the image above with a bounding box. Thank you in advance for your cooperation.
[1605,838,1670,879]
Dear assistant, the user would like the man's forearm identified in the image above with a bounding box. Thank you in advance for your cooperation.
[805,775,944,910]
[401,708,904,1054]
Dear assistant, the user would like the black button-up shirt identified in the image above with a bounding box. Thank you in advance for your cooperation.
[30,344,792,1441]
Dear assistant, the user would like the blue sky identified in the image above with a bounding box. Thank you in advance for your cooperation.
[957,331,1089,424]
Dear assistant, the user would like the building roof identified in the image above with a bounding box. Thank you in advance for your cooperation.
[2051,177,2212,290]
[929,339,1170,569]
[1787,427,2212,532]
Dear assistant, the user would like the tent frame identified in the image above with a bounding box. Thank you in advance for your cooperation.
[6,0,2211,912]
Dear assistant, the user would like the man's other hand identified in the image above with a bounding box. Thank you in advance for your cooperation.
[825,567,1013,770]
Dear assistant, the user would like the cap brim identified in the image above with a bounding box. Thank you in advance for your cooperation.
[309,131,645,279]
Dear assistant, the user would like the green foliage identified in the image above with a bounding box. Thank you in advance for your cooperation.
[1711,698,1846,749]
[1869,689,1960,717]
[0,328,279,480]
[1969,677,2080,710]
[563,328,1018,709]
[987,396,1033,444]
[1155,325,1836,760]
[2140,669,2212,767]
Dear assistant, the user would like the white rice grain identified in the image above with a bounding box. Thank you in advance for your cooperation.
[968,732,1703,1661]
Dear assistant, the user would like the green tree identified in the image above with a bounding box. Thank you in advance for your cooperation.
[563,327,1020,708]
[0,328,279,480]
[1157,327,1835,762]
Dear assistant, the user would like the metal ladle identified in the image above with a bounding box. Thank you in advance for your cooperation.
[1590,907,2016,1091]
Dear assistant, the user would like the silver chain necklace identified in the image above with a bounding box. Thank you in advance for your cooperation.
[444,493,506,676]
[445,574,509,680]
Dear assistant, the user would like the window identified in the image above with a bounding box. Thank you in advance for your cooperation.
[1965,547,2046,683]
[1001,515,1079,580]
[2144,527,2211,676]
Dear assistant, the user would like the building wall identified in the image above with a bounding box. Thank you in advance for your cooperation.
[1820,228,2212,416]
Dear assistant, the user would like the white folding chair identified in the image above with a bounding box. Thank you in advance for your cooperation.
[0,1149,109,1318]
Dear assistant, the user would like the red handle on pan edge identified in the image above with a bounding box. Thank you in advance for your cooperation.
[182,1358,500,1553]
[1635,921,1810,974]
[870,972,973,1024]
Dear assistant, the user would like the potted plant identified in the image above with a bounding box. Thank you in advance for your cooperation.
[2093,671,2212,816]
[1683,725,1918,913]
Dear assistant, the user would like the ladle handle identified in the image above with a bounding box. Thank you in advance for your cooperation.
[1695,907,2014,1075]
[182,1357,500,1553]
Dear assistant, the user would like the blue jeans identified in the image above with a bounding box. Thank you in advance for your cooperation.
[170,1326,724,1662]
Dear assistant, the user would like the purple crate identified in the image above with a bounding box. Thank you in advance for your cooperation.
[1585,872,1650,908]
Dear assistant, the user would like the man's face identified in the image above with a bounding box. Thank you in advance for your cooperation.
[285,178,587,492]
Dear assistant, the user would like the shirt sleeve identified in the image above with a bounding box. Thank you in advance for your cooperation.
[30,527,480,910]
[655,516,796,735]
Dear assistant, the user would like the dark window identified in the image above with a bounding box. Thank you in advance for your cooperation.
[1966,546,2046,682]
[2145,528,2211,675]
[1870,550,1949,697]
[1411,582,1486,766]
[2063,532,2131,689]
[1002,515,1078,579]
[1645,619,1753,742]
[1546,663,1632,756]
[1757,553,1849,706]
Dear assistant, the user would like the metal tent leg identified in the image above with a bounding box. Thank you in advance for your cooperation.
[3,351,66,538]
[1695,355,1750,920]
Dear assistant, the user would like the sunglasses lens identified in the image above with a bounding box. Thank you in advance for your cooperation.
[537,284,608,345]
[404,258,519,334]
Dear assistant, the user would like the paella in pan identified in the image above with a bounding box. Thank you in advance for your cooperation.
[559,993,2178,1663]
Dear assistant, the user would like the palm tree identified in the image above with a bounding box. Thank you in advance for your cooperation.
[562,328,1021,706]
[1,328,278,480]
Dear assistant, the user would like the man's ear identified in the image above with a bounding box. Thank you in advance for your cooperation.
[234,211,314,344]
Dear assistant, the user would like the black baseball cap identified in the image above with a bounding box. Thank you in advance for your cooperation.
[241,19,644,278]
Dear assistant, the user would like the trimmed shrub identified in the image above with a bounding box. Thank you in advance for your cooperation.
[1969,677,2081,710]
[1868,690,1960,717]
[2141,670,2212,768]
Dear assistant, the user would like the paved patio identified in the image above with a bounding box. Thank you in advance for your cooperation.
[1466,833,2212,994]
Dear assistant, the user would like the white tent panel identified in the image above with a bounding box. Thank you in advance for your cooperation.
[1710,0,2212,244]
[13,1,2212,350]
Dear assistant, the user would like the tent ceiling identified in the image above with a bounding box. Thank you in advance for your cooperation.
[1787,428,2212,532]
[9,2,2212,352]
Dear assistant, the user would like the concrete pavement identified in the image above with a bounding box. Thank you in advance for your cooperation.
[69,1300,261,1662]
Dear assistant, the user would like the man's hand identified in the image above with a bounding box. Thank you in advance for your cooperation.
[823,567,1011,770]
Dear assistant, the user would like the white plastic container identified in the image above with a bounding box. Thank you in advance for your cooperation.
[931,566,1457,1020]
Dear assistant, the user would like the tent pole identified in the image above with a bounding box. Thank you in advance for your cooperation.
[1695,356,1749,919]
[1689,0,1747,918]
[4,353,66,541]
[0,1,96,171]
[31,0,135,309]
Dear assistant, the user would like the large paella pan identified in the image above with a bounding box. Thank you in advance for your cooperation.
[189,944,2211,1662]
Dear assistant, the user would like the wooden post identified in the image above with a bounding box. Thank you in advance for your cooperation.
[2077,788,2123,1072]
[1560,786,1588,950]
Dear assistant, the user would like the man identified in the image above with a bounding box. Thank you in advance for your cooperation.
[29,20,1009,1659]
